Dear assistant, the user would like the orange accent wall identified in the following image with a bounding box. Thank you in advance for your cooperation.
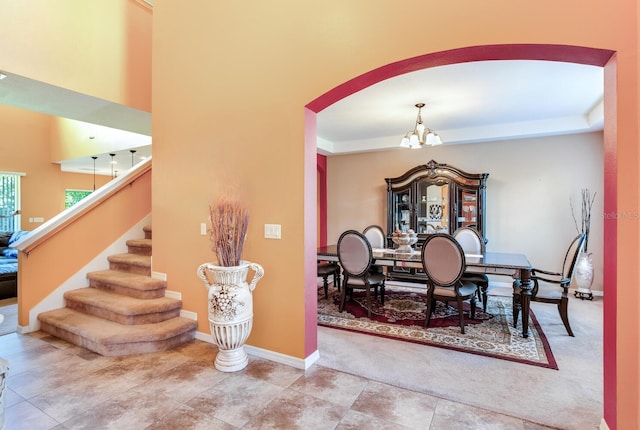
[151,3,636,428]
[0,104,111,228]
[0,0,151,111]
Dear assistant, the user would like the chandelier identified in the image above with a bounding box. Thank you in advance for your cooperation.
[400,103,443,149]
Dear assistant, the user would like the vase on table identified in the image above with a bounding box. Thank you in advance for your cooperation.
[574,252,594,300]
[197,261,264,372]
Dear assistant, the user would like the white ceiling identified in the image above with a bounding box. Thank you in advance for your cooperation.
[317,60,604,155]
[0,59,603,172]
[0,72,152,176]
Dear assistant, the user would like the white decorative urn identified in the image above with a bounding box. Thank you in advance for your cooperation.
[197,261,264,372]
[574,252,594,296]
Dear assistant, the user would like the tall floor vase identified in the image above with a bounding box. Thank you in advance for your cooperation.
[574,252,594,300]
[197,261,264,372]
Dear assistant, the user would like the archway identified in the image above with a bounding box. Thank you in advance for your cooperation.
[307,44,616,426]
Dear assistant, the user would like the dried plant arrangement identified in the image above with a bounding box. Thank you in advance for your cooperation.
[570,188,596,253]
[208,195,249,267]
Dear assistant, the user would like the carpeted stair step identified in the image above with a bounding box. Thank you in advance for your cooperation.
[126,238,152,256]
[107,253,151,275]
[64,288,182,325]
[38,307,197,357]
[87,270,166,299]
[143,225,152,240]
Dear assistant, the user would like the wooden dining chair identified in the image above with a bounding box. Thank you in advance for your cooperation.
[362,224,388,284]
[337,230,386,317]
[317,261,340,299]
[362,225,386,249]
[453,227,490,311]
[421,233,479,334]
[515,233,586,336]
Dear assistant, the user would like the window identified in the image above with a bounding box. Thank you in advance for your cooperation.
[65,189,92,209]
[0,172,23,231]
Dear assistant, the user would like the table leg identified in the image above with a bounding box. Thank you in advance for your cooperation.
[519,269,533,338]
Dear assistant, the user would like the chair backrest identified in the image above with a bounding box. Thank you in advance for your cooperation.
[337,230,374,277]
[453,227,484,255]
[421,233,466,286]
[363,225,386,248]
[562,234,586,279]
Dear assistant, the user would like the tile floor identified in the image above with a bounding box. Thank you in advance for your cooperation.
[1,331,554,430]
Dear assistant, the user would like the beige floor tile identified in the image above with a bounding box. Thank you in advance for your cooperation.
[0,334,576,430]
[430,399,526,430]
[243,357,305,387]
[336,409,414,429]
[4,386,24,408]
[243,388,349,430]
[60,384,183,429]
[144,404,237,430]
[27,365,140,423]
[350,381,438,429]
[137,359,230,403]
[288,365,369,406]
[4,400,60,430]
[186,373,285,427]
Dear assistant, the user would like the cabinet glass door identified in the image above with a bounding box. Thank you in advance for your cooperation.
[391,189,412,233]
[456,190,478,231]
[417,181,448,234]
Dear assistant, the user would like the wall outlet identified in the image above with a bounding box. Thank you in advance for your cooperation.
[200,223,207,235]
[264,224,281,239]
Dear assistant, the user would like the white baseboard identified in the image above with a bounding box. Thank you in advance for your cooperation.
[194,330,319,370]
[599,418,609,430]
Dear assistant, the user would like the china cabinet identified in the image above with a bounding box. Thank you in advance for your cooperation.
[385,160,488,280]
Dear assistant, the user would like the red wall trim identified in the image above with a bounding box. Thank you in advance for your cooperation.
[307,48,616,419]
[317,154,327,247]
[307,44,614,114]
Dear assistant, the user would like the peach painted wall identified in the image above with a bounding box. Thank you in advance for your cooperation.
[326,132,605,292]
[152,2,636,428]
[0,0,151,111]
[0,104,111,229]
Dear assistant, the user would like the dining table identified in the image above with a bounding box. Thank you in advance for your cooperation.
[317,244,534,338]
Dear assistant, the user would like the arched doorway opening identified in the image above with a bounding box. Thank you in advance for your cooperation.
[308,43,616,426]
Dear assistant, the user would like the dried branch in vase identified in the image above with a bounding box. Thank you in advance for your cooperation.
[570,188,596,253]
[208,195,249,267]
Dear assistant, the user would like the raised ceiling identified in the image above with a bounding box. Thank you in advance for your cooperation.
[317,60,604,155]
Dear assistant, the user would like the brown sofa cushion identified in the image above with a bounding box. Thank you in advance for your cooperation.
[0,232,12,247]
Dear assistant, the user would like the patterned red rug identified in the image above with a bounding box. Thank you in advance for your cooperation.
[318,285,558,369]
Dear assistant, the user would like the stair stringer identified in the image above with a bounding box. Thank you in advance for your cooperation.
[21,213,152,333]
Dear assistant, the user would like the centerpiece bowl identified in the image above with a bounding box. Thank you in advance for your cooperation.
[391,230,418,253]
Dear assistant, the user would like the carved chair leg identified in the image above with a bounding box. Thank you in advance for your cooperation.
[457,296,466,334]
[322,275,329,299]
[558,298,574,337]
[481,281,489,312]
[365,285,372,317]
[425,290,435,327]
[339,280,348,312]
[470,294,477,320]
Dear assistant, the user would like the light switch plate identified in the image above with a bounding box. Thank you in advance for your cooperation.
[264,224,281,239]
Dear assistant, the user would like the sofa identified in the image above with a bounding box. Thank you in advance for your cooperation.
[0,230,29,300]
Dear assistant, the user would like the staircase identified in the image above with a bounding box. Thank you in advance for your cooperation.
[38,225,197,356]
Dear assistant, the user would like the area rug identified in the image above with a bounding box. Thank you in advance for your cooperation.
[0,298,18,336]
[318,285,558,369]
